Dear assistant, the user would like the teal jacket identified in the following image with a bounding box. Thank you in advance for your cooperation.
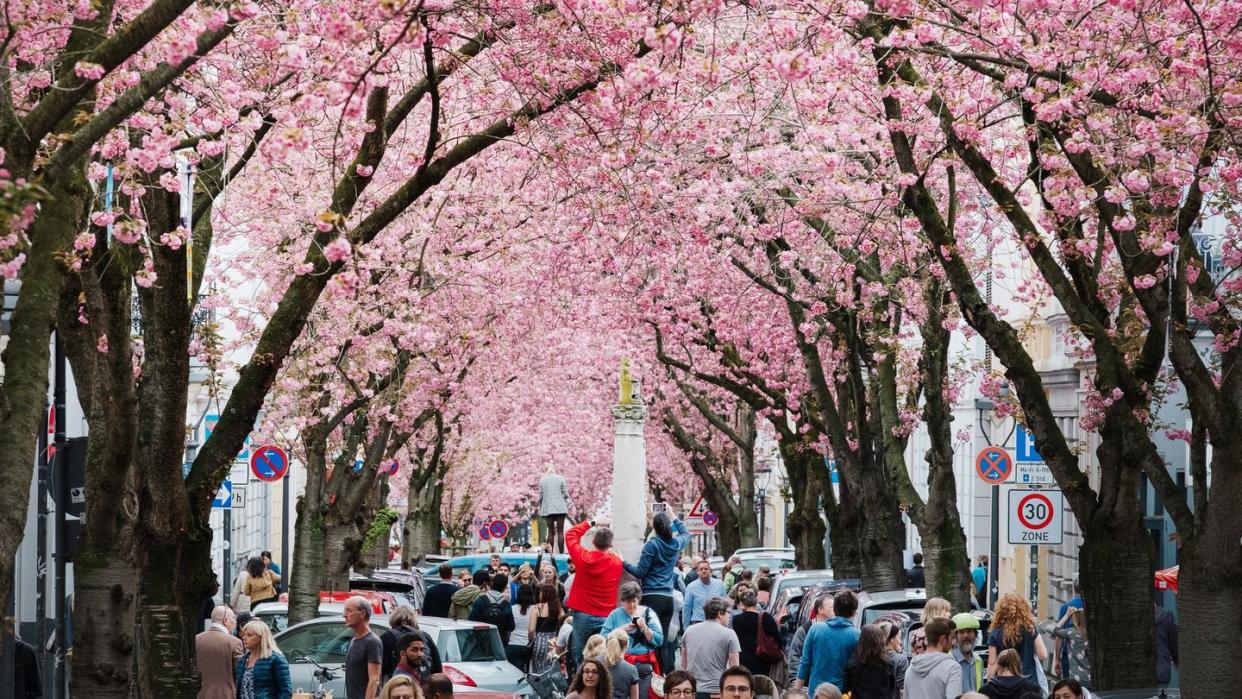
[234,651,292,699]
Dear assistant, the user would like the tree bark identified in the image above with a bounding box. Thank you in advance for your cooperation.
[780,440,829,571]
[288,435,330,625]
[404,480,444,562]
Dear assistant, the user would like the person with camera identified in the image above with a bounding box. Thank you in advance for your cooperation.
[603,582,665,699]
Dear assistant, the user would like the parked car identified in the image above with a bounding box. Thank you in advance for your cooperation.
[444,553,570,577]
[250,601,347,633]
[416,554,453,574]
[736,550,796,574]
[351,567,425,610]
[277,615,528,696]
[854,589,989,660]
[733,547,797,557]
[769,570,834,612]
[785,580,863,637]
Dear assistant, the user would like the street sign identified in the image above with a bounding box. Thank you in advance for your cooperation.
[702,511,719,527]
[230,462,251,486]
[1017,461,1055,486]
[489,519,509,539]
[232,486,247,509]
[688,496,708,518]
[386,459,399,476]
[478,526,491,541]
[212,480,233,509]
[652,502,668,514]
[1008,490,1063,545]
[1015,424,1044,463]
[472,516,484,529]
[975,446,1014,485]
[204,414,251,460]
[250,444,289,482]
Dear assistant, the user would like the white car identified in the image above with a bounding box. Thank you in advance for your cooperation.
[276,615,529,696]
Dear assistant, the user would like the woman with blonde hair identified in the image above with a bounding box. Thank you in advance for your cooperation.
[909,597,952,655]
[234,620,291,699]
[588,630,638,699]
[987,593,1048,680]
[380,675,422,699]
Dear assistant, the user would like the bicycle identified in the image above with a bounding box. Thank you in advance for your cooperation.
[294,655,340,699]
[519,651,569,699]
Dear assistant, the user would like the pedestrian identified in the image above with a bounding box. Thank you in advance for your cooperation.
[380,606,441,683]
[196,605,242,699]
[902,617,961,699]
[623,512,690,675]
[12,636,41,699]
[425,673,454,699]
[812,685,842,699]
[261,551,283,592]
[664,670,697,699]
[682,597,741,699]
[950,613,986,695]
[603,582,664,699]
[469,573,516,645]
[554,613,576,664]
[795,590,861,693]
[234,620,292,699]
[567,658,614,699]
[511,563,537,602]
[235,612,254,639]
[909,597,951,656]
[978,649,1041,699]
[720,666,755,699]
[755,576,772,610]
[586,632,639,699]
[788,593,834,681]
[379,676,419,699]
[683,560,726,628]
[1154,604,1178,687]
[540,465,572,554]
[727,583,752,620]
[972,556,989,608]
[565,520,624,666]
[731,590,782,678]
[987,594,1047,681]
[450,570,489,620]
[1055,580,1084,673]
[508,584,535,671]
[1051,609,1089,688]
[200,574,221,631]
[392,633,431,687]
[529,581,565,675]
[536,554,567,601]
[722,556,743,592]
[1050,679,1088,699]
[876,621,908,698]
[344,595,385,699]
[684,557,704,586]
[842,624,897,699]
[241,557,281,611]
[422,564,458,618]
[489,554,503,574]
[906,553,926,588]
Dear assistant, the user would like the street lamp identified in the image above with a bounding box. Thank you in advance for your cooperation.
[976,382,1014,610]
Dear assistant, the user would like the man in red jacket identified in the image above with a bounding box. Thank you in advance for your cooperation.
[566,520,624,666]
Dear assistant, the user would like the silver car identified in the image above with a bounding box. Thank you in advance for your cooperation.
[275,615,527,696]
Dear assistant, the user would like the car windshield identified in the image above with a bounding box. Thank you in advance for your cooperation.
[279,623,356,664]
[257,612,290,633]
[741,556,795,571]
[437,627,506,662]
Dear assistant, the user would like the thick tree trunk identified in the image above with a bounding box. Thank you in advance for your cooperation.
[404,481,444,563]
[1078,519,1155,690]
[69,550,138,696]
[782,443,827,570]
[712,505,743,558]
[918,513,970,608]
[854,489,905,590]
[322,514,364,591]
[289,489,328,624]
[1177,455,1242,697]
[135,532,214,697]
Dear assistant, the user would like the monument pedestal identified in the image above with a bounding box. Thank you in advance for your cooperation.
[610,362,648,563]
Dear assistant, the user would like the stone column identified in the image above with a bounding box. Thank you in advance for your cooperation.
[610,360,648,563]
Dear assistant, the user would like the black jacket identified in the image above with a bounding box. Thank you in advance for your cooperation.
[842,658,897,699]
[422,581,458,618]
[979,676,1042,699]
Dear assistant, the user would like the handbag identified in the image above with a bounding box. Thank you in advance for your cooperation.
[754,612,784,663]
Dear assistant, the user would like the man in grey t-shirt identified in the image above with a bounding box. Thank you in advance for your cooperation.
[344,596,384,698]
[681,597,740,699]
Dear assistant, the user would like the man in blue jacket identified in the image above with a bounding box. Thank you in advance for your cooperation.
[795,590,860,693]
[624,512,690,672]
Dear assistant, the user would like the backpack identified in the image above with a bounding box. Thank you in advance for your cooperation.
[755,612,784,663]
[479,596,511,632]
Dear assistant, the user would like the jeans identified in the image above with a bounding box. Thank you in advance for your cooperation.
[570,611,607,666]
[642,593,676,674]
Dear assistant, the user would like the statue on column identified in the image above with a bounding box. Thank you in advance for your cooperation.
[539,464,571,554]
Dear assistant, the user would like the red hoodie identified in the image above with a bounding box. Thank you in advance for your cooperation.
[565,520,623,617]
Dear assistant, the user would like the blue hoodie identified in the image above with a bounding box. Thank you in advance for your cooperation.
[623,519,691,595]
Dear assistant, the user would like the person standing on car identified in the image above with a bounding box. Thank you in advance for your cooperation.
[795,590,861,693]
[566,520,625,666]
[422,564,458,618]
[683,560,726,629]
[470,573,517,645]
[380,606,442,683]
[344,596,384,699]
[623,512,690,674]
[681,598,740,699]
[540,464,572,554]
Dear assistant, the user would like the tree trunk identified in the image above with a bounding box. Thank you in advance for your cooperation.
[404,481,444,563]
[69,551,138,696]
[712,504,743,558]
[289,486,328,624]
[322,512,365,591]
[1078,518,1155,689]
[134,532,214,697]
[1176,452,1242,698]
[781,442,827,570]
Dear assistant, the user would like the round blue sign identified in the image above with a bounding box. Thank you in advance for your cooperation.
[489,519,509,539]
[250,445,289,482]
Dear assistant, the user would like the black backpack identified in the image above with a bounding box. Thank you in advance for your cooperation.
[479,596,511,637]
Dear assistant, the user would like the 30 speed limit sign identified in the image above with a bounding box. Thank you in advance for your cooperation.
[1008,490,1063,545]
